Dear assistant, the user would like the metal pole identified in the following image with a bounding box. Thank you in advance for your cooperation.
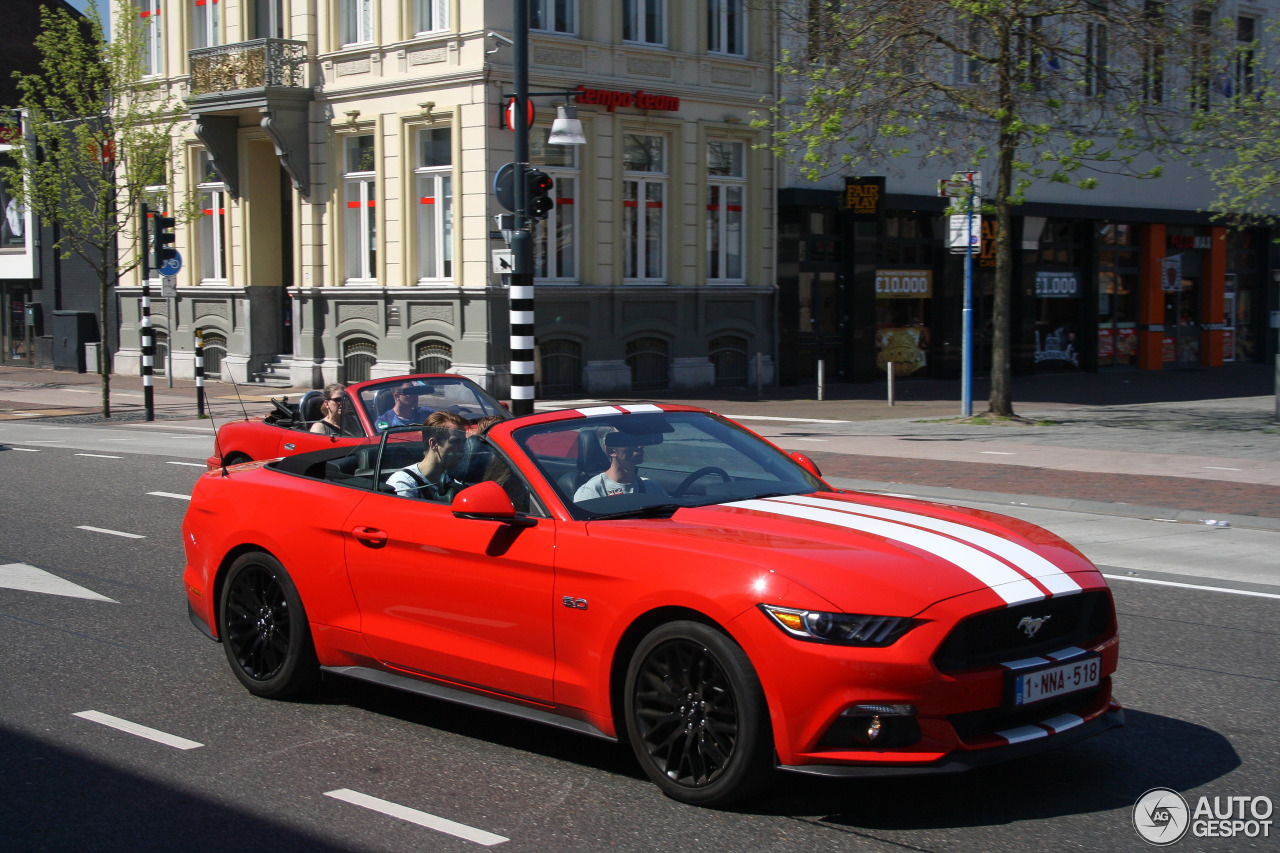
[887,362,895,406]
[961,186,974,418]
[755,351,763,398]
[196,327,205,417]
[141,203,154,421]
[817,358,824,402]
[508,0,535,417]
[167,295,174,388]
[1274,353,1279,424]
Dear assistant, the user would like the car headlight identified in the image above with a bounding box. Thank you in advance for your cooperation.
[759,604,918,647]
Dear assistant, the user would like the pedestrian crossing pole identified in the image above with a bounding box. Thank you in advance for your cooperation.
[195,328,205,417]
[140,203,155,422]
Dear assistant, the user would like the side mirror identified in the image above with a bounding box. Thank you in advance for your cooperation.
[790,451,822,479]
[452,480,534,526]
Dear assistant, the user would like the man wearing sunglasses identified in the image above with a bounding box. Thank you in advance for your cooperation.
[377,383,431,429]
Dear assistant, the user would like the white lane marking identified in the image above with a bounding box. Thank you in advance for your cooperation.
[324,789,508,846]
[102,438,140,442]
[1202,466,1241,471]
[0,563,117,602]
[114,393,144,398]
[726,414,851,424]
[794,438,829,442]
[148,491,191,501]
[76,526,145,539]
[166,461,207,467]
[772,495,1081,596]
[981,451,1016,455]
[9,447,41,452]
[41,426,72,430]
[730,498,1044,605]
[22,440,65,444]
[76,453,123,459]
[1103,573,1280,600]
[73,711,202,750]
[136,425,219,432]
[60,389,93,394]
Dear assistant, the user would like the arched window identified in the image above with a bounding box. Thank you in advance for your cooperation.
[540,339,582,396]
[415,340,452,374]
[710,335,748,387]
[343,338,377,383]
[626,337,669,392]
[199,331,227,378]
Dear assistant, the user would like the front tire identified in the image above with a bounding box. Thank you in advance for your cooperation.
[220,552,319,699]
[624,620,773,806]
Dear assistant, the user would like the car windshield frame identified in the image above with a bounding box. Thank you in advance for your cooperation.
[513,409,829,520]
[357,375,511,430]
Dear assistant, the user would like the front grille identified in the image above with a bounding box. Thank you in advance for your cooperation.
[933,590,1113,673]
[948,685,1106,742]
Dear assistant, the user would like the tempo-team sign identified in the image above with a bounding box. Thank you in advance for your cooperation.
[574,85,679,113]
[876,269,933,299]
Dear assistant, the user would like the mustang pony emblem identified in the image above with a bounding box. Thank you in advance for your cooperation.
[1017,615,1052,639]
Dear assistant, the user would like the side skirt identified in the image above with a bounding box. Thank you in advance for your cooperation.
[321,665,616,742]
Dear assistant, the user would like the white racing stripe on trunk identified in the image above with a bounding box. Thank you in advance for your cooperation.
[729,499,1045,606]
[576,406,622,416]
[773,495,1081,597]
[619,403,663,413]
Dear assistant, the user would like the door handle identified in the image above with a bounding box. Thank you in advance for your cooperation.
[352,526,388,548]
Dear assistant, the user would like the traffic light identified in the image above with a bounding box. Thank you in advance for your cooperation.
[153,212,177,269]
[526,169,554,219]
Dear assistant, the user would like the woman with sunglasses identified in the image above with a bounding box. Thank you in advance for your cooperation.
[310,383,345,435]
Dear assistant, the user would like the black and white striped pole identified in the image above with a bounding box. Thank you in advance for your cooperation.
[149,205,178,422]
[140,203,154,421]
[508,0,534,417]
[195,328,205,417]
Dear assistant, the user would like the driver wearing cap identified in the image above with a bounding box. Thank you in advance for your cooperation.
[378,383,430,429]
[574,428,670,501]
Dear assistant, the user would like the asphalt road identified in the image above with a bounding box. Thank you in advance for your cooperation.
[0,427,1276,852]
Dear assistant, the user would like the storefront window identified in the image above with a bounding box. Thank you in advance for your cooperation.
[1226,229,1262,363]
[1027,218,1086,370]
[1097,222,1139,366]
[1162,226,1202,365]
[875,214,934,377]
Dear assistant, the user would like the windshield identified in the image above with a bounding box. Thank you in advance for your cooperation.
[514,410,829,519]
[358,375,511,430]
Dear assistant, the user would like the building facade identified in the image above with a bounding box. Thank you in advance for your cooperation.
[112,1,776,396]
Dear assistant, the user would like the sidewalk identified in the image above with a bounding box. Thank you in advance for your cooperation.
[3,360,1279,521]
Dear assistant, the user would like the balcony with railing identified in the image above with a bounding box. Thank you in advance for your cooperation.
[186,40,313,199]
[189,39,309,95]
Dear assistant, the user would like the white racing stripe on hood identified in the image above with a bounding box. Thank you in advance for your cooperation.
[728,499,1045,606]
[772,495,1082,597]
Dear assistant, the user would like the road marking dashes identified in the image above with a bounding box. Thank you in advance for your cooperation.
[325,789,508,846]
[147,491,191,501]
[0,563,117,602]
[166,461,207,467]
[76,453,123,459]
[73,711,202,750]
[76,526,145,539]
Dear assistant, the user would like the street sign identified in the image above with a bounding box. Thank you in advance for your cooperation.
[159,251,182,277]
[493,163,517,213]
[948,214,981,252]
[161,276,177,298]
[492,249,514,273]
[505,98,535,131]
[938,171,982,198]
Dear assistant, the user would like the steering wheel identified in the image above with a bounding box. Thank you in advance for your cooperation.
[675,466,731,496]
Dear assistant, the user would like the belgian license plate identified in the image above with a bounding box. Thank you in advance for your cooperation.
[1014,656,1101,706]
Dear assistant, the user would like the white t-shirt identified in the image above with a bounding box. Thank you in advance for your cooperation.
[574,473,669,502]
[386,465,458,500]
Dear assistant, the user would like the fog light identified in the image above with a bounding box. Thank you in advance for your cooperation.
[819,703,921,750]
[866,715,883,741]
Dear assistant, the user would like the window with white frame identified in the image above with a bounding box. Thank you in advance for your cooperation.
[531,131,577,281]
[344,135,377,281]
[143,186,168,282]
[414,0,448,35]
[623,0,665,47]
[1235,16,1258,98]
[531,0,575,35]
[414,127,452,281]
[193,0,221,49]
[622,134,665,281]
[706,140,744,282]
[341,0,373,46]
[196,153,227,281]
[708,0,745,56]
[137,0,162,76]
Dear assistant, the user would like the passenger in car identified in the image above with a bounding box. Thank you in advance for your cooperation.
[385,411,468,501]
[378,383,431,429]
[573,428,670,501]
[309,384,346,435]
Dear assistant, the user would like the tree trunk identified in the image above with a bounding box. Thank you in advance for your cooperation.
[988,36,1017,418]
[99,270,110,418]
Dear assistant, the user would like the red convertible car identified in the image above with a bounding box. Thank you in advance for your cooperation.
[183,404,1122,806]
[206,373,509,470]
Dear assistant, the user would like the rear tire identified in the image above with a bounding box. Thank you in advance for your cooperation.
[221,452,251,466]
[219,552,319,700]
[624,620,773,806]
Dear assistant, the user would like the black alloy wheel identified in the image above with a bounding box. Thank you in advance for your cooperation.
[220,552,319,700]
[624,621,772,806]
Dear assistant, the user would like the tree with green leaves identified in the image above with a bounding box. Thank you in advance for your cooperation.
[1,0,194,417]
[768,0,1186,416]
